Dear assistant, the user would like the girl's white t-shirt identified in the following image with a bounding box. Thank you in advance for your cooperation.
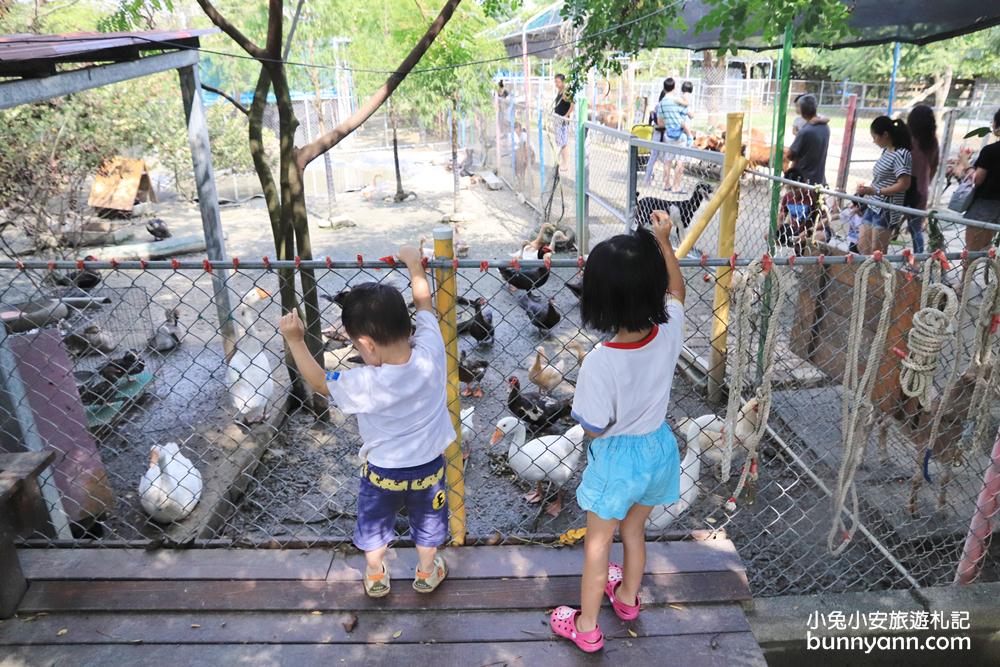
[571,298,685,438]
[326,310,456,468]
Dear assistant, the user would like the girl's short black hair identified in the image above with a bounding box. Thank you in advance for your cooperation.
[580,230,669,333]
[340,282,411,345]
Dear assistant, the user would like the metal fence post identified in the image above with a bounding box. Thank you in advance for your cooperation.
[836,93,858,193]
[575,96,589,255]
[626,142,639,231]
[538,108,545,212]
[707,112,745,403]
[0,327,71,539]
[931,108,960,207]
[433,228,466,546]
[494,92,501,174]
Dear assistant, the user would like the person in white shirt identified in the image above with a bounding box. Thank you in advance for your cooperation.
[279,245,452,598]
[548,212,686,653]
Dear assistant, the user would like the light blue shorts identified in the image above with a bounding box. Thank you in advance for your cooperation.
[576,422,680,521]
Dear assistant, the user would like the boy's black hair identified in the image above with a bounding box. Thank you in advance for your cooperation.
[681,81,693,93]
[340,282,411,345]
[554,73,565,82]
[580,230,669,333]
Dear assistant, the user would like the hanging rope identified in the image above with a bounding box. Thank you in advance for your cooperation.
[961,256,1000,460]
[899,257,958,408]
[828,255,896,556]
[720,257,786,511]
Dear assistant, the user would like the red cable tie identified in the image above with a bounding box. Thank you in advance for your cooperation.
[108,258,118,269]
[452,258,459,270]
[140,259,148,269]
[700,253,708,268]
[788,255,796,267]
[232,257,240,269]
[990,247,997,259]
[76,259,85,270]
[905,271,914,282]
[421,256,429,269]
[15,260,25,270]
[872,250,883,263]
[818,254,826,266]
[378,255,396,267]
[262,256,271,269]
[846,253,855,264]
[729,253,738,270]
[171,258,180,270]
[577,255,585,269]
[544,255,552,270]
[891,346,908,359]
[47,261,55,271]
[295,255,302,268]
[357,254,364,267]
[991,314,1000,335]
[761,253,773,274]
[511,258,521,270]
[702,274,712,283]
[203,259,212,273]
[479,260,490,272]
[325,256,332,269]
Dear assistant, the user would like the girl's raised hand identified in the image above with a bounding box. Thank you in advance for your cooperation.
[279,310,305,343]
[650,210,673,245]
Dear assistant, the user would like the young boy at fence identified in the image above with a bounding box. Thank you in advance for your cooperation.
[278,246,453,598]
[775,181,815,250]
[549,211,685,653]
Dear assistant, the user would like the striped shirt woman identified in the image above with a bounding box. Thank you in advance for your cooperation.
[856,116,913,253]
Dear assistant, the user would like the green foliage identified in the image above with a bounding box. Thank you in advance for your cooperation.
[559,0,853,94]
[97,0,174,32]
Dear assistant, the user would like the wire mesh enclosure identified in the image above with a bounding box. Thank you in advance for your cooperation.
[2,246,998,597]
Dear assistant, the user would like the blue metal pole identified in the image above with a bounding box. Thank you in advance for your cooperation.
[888,42,901,115]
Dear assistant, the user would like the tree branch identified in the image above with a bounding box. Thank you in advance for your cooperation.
[201,83,248,115]
[195,0,266,59]
[297,0,463,169]
[267,0,283,60]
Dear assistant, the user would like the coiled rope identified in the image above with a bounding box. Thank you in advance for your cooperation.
[828,255,896,556]
[721,257,785,511]
[899,257,958,408]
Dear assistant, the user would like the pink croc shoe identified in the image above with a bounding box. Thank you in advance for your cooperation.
[549,606,604,653]
[605,562,641,621]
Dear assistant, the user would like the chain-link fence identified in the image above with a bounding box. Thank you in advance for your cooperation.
[4,234,1000,597]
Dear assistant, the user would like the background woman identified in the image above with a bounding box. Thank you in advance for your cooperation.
[965,109,1000,253]
[906,105,940,253]
[856,116,912,254]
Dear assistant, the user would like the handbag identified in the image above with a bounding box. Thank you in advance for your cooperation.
[948,175,976,213]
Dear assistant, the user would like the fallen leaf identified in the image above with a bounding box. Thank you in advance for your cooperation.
[627,628,638,638]
[706,517,717,524]
[56,628,68,637]
[190,624,201,629]
[625,640,633,647]
[485,531,502,545]
[342,614,358,633]
[311,611,323,616]
[669,604,684,611]
[392,630,402,639]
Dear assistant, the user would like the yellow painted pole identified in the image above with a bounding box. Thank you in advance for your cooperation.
[708,112,745,403]
[675,155,746,259]
[433,227,466,546]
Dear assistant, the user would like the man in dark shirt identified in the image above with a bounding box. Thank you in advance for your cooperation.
[553,73,573,171]
[786,94,830,185]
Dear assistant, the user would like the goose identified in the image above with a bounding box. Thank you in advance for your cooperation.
[139,441,203,523]
[147,306,182,353]
[490,417,586,517]
[528,346,565,394]
[227,287,275,424]
[646,422,704,531]
[674,396,761,471]
[460,406,475,460]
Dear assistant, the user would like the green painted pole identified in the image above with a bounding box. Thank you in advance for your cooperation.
[576,95,588,255]
[758,23,795,381]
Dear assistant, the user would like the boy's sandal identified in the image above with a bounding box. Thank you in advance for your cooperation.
[605,562,641,621]
[549,606,604,653]
[364,562,390,598]
[412,554,447,593]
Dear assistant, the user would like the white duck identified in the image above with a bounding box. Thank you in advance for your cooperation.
[460,406,475,460]
[490,417,586,517]
[139,442,203,523]
[674,396,761,471]
[227,287,274,424]
[646,422,704,531]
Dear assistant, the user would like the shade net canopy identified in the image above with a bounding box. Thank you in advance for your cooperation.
[501,2,1000,57]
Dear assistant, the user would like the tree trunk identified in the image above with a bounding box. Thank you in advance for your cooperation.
[703,50,727,128]
[935,65,953,111]
[451,96,460,214]
[389,99,405,201]
[307,59,337,218]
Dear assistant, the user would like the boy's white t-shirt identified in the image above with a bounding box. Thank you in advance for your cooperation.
[326,309,455,469]
[571,298,685,438]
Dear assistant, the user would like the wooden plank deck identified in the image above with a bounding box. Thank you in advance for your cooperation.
[1,539,764,666]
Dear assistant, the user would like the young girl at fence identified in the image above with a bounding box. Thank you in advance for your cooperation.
[549,211,685,653]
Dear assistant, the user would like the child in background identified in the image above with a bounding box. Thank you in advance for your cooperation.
[279,245,453,598]
[776,181,815,249]
[549,211,686,653]
[839,201,863,253]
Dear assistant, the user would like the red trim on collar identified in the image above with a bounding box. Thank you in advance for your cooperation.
[604,326,659,349]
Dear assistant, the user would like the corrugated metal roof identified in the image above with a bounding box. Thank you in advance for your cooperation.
[0,29,218,77]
